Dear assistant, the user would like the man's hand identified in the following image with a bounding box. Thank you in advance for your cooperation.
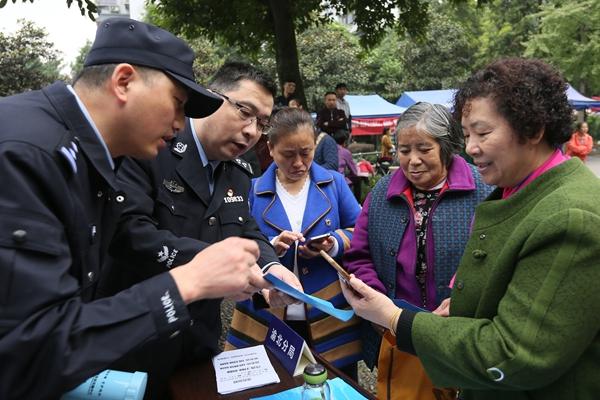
[169,237,271,303]
[272,230,304,257]
[261,264,303,308]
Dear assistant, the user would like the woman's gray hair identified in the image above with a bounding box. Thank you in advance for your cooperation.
[396,102,464,167]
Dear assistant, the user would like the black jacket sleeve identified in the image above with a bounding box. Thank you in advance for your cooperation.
[0,144,190,399]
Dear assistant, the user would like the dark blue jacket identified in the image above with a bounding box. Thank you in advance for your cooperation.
[0,82,189,399]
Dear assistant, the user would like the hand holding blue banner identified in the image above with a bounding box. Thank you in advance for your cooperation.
[264,273,355,322]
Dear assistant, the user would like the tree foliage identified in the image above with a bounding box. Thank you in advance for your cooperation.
[70,40,91,79]
[525,0,600,95]
[295,23,370,110]
[0,20,64,96]
[381,12,475,93]
[146,0,438,106]
[475,0,543,67]
[0,0,97,20]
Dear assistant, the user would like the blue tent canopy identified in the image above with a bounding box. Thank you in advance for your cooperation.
[396,89,456,110]
[344,94,406,135]
[346,94,406,118]
[396,86,600,111]
[566,85,600,110]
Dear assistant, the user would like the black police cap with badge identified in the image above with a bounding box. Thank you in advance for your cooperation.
[84,17,222,118]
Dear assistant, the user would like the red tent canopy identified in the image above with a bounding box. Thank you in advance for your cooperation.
[351,117,398,136]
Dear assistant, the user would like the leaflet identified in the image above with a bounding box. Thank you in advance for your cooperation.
[212,345,280,395]
[264,273,355,322]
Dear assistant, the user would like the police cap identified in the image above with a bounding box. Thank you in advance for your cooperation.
[84,18,222,118]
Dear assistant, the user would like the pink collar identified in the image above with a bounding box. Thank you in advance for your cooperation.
[502,149,567,199]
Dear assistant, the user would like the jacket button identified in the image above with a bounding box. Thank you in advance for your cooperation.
[238,216,243,222]
[12,229,27,244]
[400,217,407,224]
[87,271,95,282]
[97,190,103,198]
[472,249,487,259]
[479,234,486,240]
[389,249,396,256]
[456,280,464,290]
[115,195,125,203]
[208,216,217,226]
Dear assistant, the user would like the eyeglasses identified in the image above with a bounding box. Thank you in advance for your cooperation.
[212,90,271,133]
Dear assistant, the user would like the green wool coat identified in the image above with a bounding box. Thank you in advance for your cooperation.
[411,158,600,399]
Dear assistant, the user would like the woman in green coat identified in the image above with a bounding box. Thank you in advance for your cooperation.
[342,58,600,400]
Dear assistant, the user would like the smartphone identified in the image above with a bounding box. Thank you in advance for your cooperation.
[319,250,351,283]
[305,233,331,249]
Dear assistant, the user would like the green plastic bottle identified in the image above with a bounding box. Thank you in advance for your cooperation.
[301,363,331,400]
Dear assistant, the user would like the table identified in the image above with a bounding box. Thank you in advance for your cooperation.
[170,350,376,399]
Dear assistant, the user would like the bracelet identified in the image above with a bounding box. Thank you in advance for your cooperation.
[388,307,402,336]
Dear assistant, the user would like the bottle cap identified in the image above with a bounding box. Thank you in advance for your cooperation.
[303,363,327,385]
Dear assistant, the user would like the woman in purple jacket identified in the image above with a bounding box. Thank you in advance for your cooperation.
[344,102,492,398]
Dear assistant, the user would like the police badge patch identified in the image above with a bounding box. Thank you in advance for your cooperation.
[224,188,244,203]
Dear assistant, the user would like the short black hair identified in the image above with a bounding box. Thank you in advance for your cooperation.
[267,108,315,146]
[453,58,573,147]
[324,91,336,97]
[335,83,347,90]
[208,61,277,98]
[73,64,160,87]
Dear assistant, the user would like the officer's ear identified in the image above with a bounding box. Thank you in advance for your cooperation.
[110,63,137,104]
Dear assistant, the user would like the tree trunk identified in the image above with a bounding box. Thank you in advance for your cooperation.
[268,0,306,108]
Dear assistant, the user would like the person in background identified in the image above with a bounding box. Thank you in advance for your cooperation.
[275,79,296,108]
[100,62,301,399]
[0,18,272,399]
[316,91,348,136]
[314,125,340,171]
[381,126,395,161]
[342,58,600,400]
[289,97,303,109]
[566,121,594,161]
[335,83,352,133]
[226,108,363,379]
[344,102,492,399]
[335,130,359,190]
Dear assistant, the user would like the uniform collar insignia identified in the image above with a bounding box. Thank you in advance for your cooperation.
[173,142,187,154]
[163,179,185,193]
[233,158,253,175]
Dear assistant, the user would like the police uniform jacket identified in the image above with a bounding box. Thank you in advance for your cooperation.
[101,119,279,395]
[0,82,191,399]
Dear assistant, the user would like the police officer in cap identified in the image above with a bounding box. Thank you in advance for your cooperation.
[101,62,303,398]
[0,18,272,399]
